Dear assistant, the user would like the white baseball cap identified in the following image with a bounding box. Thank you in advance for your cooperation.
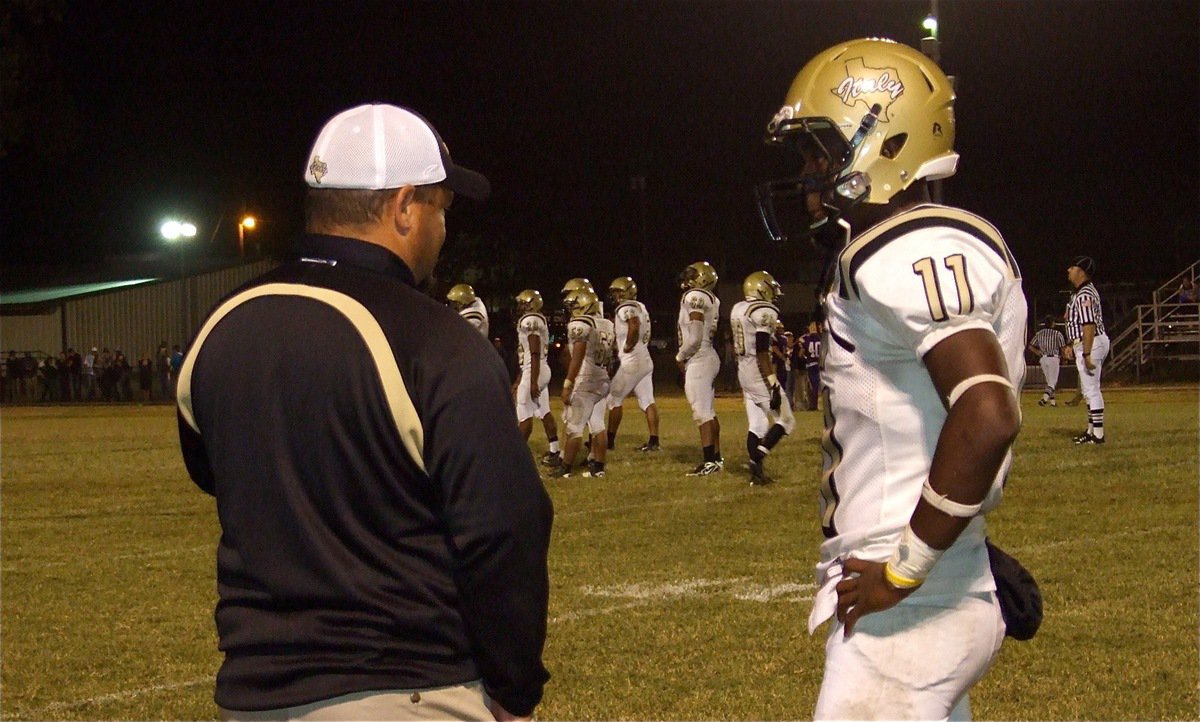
[304,104,490,199]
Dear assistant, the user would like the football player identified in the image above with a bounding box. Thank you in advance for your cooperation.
[757,38,1028,719]
[514,289,562,464]
[446,283,489,337]
[604,276,661,452]
[675,261,723,475]
[549,288,614,478]
[730,271,794,485]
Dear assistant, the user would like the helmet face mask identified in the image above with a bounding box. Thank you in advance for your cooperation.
[563,288,600,317]
[679,261,718,292]
[608,276,637,305]
[515,289,543,314]
[757,38,957,247]
[743,271,783,304]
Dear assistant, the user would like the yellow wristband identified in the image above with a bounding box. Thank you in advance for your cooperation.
[563,378,574,389]
[884,562,924,590]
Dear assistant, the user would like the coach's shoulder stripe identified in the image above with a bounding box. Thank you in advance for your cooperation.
[838,206,1020,300]
[177,283,426,472]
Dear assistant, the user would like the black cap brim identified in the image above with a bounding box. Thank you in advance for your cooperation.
[444,163,491,201]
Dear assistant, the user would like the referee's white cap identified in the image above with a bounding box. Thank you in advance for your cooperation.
[304,104,490,200]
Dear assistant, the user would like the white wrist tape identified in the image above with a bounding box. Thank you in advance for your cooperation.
[767,374,779,388]
[884,524,944,588]
[947,373,1013,408]
[921,479,983,518]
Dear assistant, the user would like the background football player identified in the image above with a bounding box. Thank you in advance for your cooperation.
[604,276,661,452]
[675,261,723,476]
[550,288,614,478]
[446,283,489,337]
[730,271,795,485]
[513,289,562,464]
[757,38,1028,719]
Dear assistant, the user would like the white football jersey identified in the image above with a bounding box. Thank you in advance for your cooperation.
[613,301,652,363]
[567,315,615,391]
[814,206,1027,610]
[730,298,780,371]
[516,312,550,371]
[676,289,719,356]
[458,297,489,338]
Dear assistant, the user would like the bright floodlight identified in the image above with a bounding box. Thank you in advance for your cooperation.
[161,220,182,240]
[922,13,938,37]
[240,215,257,230]
[180,222,197,237]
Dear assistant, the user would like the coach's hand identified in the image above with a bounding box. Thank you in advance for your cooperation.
[770,383,782,412]
[836,557,914,638]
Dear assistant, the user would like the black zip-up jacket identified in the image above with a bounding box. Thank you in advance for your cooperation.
[177,234,553,715]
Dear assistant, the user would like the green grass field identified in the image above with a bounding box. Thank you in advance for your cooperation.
[2,387,1197,720]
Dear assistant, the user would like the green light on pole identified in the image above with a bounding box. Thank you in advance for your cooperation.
[922,13,938,39]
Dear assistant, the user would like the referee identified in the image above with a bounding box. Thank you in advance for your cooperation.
[1028,315,1067,406]
[1065,256,1109,444]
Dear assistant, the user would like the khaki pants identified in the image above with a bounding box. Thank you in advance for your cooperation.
[220,681,494,721]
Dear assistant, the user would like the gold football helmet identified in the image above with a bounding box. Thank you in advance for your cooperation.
[515,289,543,314]
[743,271,783,303]
[608,276,638,304]
[679,261,718,292]
[560,277,594,299]
[563,288,600,317]
[757,38,957,243]
[446,283,477,310]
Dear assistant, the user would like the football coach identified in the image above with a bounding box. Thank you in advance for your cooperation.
[177,104,553,721]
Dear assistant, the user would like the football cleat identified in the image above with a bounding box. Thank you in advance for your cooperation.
[582,460,606,478]
[545,465,572,479]
[1049,400,1057,407]
[1077,434,1106,445]
[1072,431,1093,444]
[747,460,775,486]
[686,461,723,477]
[540,451,563,467]
[1037,399,1048,407]
[636,441,661,452]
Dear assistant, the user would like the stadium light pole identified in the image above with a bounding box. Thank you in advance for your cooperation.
[238,215,257,257]
[920,0,944,204]
[162,218,198,341]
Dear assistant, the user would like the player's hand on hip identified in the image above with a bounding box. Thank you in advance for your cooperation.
[836,556,913,638]
[1085,358,1095,374]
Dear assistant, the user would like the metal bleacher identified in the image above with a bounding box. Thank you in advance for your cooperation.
[1106,260,1200,381]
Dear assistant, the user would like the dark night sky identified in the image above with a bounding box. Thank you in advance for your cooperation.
[2,0,1197,312]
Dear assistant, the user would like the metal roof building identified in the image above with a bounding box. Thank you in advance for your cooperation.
[1,259,277,358]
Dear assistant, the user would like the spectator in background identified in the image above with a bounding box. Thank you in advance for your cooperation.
[58,352,72,401]
[82,347,98,400]
[100,348,117,401]
[21,353,36,401]
[38,355,57,402]
[66,348,81,400]
[116,351,133,401]
[138,353,154,401]
[0,356,8,403]
[782,331,797,410]
[169,345,183,396]
[157,342,172,399]
[1178,277,1198,306]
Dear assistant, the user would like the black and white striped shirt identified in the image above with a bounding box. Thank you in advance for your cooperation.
[1030,327,1066,357]
[1065,281,1106,342]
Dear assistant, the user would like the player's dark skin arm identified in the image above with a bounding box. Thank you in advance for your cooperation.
[560,340,586,405]
[528,334,542,402]
[836,328,1021,635]
[624,316,640,354]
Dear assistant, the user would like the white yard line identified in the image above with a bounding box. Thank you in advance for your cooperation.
[18,677,209,716]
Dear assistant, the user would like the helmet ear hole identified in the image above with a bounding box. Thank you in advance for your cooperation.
[882,133,908,160]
